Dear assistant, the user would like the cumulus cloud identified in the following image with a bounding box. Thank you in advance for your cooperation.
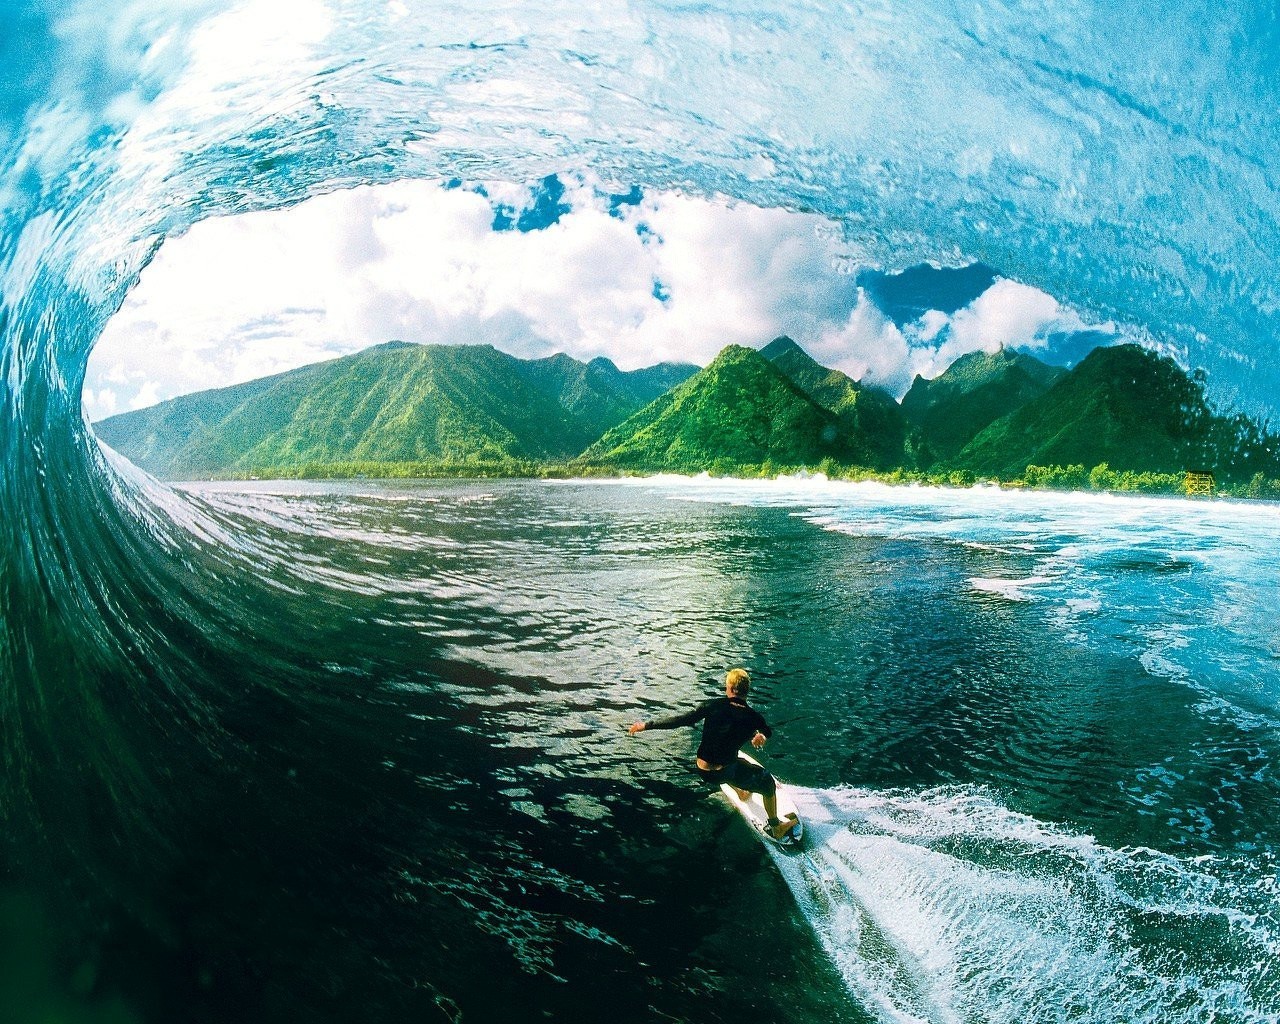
[631,194,858,365]
[84,175,862,419]
[948,279,1077,354]
[134,380,162,408]
[898,277,1117,388]
[81,387,118,419]
[810,291,913,393]
[83,172,1114,421]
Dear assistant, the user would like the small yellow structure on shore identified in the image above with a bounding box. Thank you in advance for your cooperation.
[1184,470,1215,497]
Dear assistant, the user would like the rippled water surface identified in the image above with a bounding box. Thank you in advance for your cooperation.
[38,473,1267,1023]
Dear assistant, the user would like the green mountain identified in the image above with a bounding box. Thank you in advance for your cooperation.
[95,342,696,479]
[513,352,695,436]
[901,348,1065,459]
[581,345,859,471]
[760,336,914,469]
[95,334,1278,492]
[948,343,1278,481]
[91,369,300,477]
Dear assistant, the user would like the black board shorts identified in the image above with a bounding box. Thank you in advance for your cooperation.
[696,756,776,797]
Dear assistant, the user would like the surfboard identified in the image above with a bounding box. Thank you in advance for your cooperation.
[719,752,804,849]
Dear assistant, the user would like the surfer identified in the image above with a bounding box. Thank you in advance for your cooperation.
[628,668,799,840]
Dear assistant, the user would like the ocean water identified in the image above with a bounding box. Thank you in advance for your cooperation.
[11,470,1278,1022]
[4,2,1280,1021]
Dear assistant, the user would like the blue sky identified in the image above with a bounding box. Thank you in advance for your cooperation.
[85,172,1117,421]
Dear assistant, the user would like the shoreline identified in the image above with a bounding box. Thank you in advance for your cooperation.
[175,460,1280,503]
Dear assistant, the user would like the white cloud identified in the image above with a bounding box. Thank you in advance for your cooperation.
[813,290,914,393]
[85,176,864,418]
[916,309,948,343]
[82,174,1112,423]
[629,194,858,365]
[896,277,1116,390]
[946,278,1066,356]
[131,380,161,411]
[81,387,118,419]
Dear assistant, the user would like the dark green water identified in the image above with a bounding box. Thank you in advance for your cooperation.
[4,475,1277,1022]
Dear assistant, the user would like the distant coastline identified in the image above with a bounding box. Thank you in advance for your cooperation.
[195,459,1280,502]
[97,336,1280,501]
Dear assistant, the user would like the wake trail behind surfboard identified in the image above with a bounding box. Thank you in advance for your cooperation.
[767,786,1278,1024]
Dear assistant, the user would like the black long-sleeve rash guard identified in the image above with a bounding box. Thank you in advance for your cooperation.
[646,697,772,766]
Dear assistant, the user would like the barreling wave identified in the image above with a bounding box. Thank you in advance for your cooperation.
[3,1,1280,1021]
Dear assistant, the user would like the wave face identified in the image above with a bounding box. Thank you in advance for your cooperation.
[3,2,1280,1021]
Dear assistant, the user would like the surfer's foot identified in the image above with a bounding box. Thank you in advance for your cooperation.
[767,816,798,840]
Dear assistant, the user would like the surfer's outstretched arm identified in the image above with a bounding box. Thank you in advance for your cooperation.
[627,701,714,735]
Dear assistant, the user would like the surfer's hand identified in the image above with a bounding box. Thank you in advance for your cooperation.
[751,731,766,749]
[627,721,646,735]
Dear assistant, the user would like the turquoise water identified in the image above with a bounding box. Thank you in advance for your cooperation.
[5,2,1280,1020]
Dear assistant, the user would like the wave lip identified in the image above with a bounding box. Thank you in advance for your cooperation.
[771,786,1279,1024]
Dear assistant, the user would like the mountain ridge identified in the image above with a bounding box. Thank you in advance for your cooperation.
[581,345,858,470]
[947,344,1228,478]
[94,337,1280,494]
[95,342,698,479]
[901,347,1066,460]
[759,336,915,470]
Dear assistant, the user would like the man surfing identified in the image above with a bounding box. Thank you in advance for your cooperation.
[628,668,799,841]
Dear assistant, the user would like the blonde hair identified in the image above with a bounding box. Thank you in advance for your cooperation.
[725,668,751,695]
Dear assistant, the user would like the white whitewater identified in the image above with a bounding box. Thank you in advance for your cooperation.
[768,785,1276,1024]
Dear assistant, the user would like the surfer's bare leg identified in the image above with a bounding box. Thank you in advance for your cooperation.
[732,786,750,800]
[764,793,798,838]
